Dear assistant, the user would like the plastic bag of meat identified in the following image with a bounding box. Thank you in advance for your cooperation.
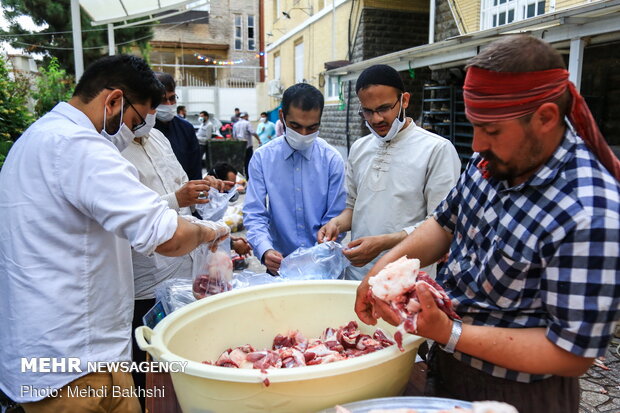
[369,256,460,350]
[195,187,238,221]
[192,240,234,299]
[279,241,348,280]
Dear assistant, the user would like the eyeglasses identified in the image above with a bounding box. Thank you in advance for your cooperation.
[358,95,401,120]
[162,94,179,104]
[105,87,146,132]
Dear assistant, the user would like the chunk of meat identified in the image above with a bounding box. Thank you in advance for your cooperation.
[369,256,460,350]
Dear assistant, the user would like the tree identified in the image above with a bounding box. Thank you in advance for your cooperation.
[33,56,74,117]
[0,0,153,75]
[0,53,34,142]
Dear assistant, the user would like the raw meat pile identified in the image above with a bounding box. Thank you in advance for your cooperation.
[335,400,518,413]
[203,321,395,384]
[192,250,233,299]
[368,257,460,350]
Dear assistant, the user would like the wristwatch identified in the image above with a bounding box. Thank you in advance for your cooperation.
[439,319,462,354]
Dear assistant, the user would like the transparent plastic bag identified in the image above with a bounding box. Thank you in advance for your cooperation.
[154,278,195,314]
[195,187,238,221]
[279,241,348,280]
[231,270,283,289]
[192,240,234,299]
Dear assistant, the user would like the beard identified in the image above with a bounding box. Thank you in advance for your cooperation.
[480,124,544,182]
[104,111,122,134]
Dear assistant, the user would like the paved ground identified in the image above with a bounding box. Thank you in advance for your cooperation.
[580,339,620,412]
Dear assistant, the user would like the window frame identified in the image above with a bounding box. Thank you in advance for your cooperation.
[247,15,256,51]
[234,14,243,51]
[480,0,545,30]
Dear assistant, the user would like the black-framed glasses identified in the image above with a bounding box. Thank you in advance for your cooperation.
[358,95,401,120]
[162,94,179,104]
[105,87,146,132]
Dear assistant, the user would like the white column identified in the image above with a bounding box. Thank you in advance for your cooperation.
[108,24,116,56]
[568,37,585,92]
[70,0,84,79]
[331,0,336,59]
[429,0,436,44]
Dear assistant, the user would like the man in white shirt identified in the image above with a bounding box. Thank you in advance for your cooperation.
[318,64,461,280]
[233,111,259,179]
[197,110,214,168]
[0,55,229,412]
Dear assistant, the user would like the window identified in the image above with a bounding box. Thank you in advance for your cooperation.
[234,15,242,50]
[480,0,545,29]
[274,54,281,80]
[294,41,304,83]
[247,15,256,51]
[326,75,340,100]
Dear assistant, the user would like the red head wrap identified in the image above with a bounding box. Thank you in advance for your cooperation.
[464,66,620,181]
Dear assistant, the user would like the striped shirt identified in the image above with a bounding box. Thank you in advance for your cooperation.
[433,127,620,382]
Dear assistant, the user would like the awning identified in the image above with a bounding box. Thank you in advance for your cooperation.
[327,0,620,82]
[71,0,208,78]
[79,0,202,26]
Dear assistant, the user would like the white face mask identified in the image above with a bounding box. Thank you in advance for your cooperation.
[365,95,406,142]
[134,112,156,138]
[283,119,319,151]
[260,117,267,123]
[101,97,135,151]
[198,116,204,123]
[156,104,176,122]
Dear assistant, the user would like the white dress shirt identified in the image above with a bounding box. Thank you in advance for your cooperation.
[345,120,461,280]
[0,102,178,402]
[196,120,214,144]
[122,129,193,300]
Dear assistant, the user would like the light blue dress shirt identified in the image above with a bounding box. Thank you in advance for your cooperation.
[243,136,346,260]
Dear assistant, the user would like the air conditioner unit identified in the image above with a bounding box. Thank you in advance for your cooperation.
[268,79,283,97]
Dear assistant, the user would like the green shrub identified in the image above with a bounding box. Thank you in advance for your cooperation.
[0,54,34,141]
[33,57,74,117]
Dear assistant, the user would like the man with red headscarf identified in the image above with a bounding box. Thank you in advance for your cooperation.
[354,35,620,412]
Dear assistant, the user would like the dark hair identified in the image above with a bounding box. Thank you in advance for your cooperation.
[281,83,324,118]
[200,111,209,117]
[177,105,186,114]
[208,162,237,180]
[154,72,176,93]
[466,35,570,118]
[261,112,268,117]
[356,64,405,94]
[73,54,164,108]
[234,107,240,112]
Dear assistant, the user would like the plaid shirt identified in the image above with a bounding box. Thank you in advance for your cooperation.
[433,128,620,383]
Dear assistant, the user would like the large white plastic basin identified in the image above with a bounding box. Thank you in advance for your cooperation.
[136,280,424,413]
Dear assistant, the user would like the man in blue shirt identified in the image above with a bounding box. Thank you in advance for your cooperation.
[243,83,346,274]
[153,72,202,181]
[256,111,277,145]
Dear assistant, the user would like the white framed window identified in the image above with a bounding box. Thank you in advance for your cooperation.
[294,41,304,83]
[234,15,242,50]
[326,75,340,100]
[274,54,281,80]
[247,15,256,51]
[480,0,545,29]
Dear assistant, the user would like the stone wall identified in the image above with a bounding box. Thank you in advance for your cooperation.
[434,0,460,42]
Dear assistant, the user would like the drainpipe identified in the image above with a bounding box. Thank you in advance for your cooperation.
[429,0,436,44]
[70,0,84,79]
[107,24,115,55]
